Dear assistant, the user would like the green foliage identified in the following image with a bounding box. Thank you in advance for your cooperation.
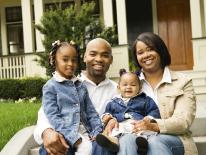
[0,79,22,100]
[0,78,47,100]
[35,2,118,76]
[20,77,47,98]
[0,101,41,151]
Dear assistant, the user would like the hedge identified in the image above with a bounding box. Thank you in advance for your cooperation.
[0,77,47,100]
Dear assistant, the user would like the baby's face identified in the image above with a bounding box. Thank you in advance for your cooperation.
[118,73,140,98]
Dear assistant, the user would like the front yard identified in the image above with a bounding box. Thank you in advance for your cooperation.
[0,100,41,151]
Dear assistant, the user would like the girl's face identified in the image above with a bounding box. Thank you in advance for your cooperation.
[118,73,140,98]
[55,46,78,79]
[135,41,161,73]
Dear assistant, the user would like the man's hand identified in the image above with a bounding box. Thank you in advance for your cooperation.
[104,118,119,135]
[42,128,69,155]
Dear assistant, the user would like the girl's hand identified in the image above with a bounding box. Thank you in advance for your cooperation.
[131,117,160,133]
[102,114,113,124]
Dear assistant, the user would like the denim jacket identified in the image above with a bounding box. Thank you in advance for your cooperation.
[42,77,103,146]
[105,92,161,122]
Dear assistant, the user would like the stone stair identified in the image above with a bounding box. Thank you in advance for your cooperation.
[183,70,206,155]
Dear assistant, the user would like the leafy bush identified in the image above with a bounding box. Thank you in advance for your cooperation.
[0,78,47,100]
[0,79,22,100]
[20,77,47,98]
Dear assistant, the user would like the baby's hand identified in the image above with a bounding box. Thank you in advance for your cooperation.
[102,114,113,124]
[89,136,96,141]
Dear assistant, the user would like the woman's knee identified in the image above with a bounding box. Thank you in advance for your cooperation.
[148,134,184,155]
[119,134,136,144]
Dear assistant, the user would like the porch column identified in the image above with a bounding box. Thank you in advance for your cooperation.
[116,0,128,44]
[0,6,8,55]
[21,0,34,53]
[190,0,204,38]
[102,0,113,27]
[34,0,45,52]
[204,0,206,33]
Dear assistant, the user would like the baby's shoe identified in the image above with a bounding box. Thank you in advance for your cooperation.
[136,136,148,155]
[96,133,119,152]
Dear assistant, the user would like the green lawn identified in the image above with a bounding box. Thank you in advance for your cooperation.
[0,101,41,151]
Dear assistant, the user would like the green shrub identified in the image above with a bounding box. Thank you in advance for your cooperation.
[0,78,47,100]
[0,79,22,100]
[20,77,47,99]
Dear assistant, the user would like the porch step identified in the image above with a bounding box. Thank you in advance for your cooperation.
[0,125,39,155]
[190,101,206,136]
[29,147,40,155]
[193,136,206,155]
[180,70,206,102]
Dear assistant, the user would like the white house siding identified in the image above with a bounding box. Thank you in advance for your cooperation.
[0,0,206,79]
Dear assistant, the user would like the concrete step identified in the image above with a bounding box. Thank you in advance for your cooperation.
[190,101,206,136]
[29,147,40,155]
[0,125,39,155]
[180,70,206,102]
[181,70,206,79]
[196,94,206,103]
[194,85,206,94]
[193,136,206,155]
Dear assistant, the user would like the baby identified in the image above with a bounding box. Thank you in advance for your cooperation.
[96,69,161,155]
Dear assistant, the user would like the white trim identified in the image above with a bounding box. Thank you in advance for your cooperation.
[21,0,34,53]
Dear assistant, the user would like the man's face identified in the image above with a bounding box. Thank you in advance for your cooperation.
[84,40,113,78]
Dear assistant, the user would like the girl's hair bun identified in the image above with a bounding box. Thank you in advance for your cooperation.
[119,68,127,77]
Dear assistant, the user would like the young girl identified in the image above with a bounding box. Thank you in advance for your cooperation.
[40,40,103,155]
[96,69,160,155]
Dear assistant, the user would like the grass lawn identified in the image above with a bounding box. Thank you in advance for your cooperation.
[0,100,41,151]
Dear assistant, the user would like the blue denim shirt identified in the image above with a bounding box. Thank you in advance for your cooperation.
[42,77,103,146]
[105,92,161,122]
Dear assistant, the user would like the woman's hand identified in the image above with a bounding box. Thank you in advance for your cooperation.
[131,117,160,133]
[104,118,119,135]
[42,128,69,155]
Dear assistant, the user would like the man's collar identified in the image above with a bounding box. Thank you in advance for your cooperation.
[79,72,110,86]
[53,71,78,83]
[139,66,172,84]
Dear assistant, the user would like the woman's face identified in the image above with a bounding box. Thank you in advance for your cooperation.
[135,41,161,73]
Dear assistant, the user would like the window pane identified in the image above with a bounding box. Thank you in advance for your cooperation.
[6,7,22,22]
[45,1,75,11]
[7,24,24,53]
[81,0,100,15]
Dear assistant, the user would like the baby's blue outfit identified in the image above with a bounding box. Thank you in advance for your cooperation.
[42,77,103,146]
[104,92,161,121]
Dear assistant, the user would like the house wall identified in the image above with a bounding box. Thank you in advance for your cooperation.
[0,0,206,79]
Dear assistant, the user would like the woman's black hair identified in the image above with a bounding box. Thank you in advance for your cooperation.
[132,32,171,70]
[49,40,81,72]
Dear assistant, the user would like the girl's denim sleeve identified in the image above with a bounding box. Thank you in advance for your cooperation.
[42,83,81,146]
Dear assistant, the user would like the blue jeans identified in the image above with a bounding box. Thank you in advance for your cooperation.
[92,141,116,155]
[118,134,184,155]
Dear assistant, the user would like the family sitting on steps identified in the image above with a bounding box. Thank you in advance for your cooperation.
[34,32,197,155]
